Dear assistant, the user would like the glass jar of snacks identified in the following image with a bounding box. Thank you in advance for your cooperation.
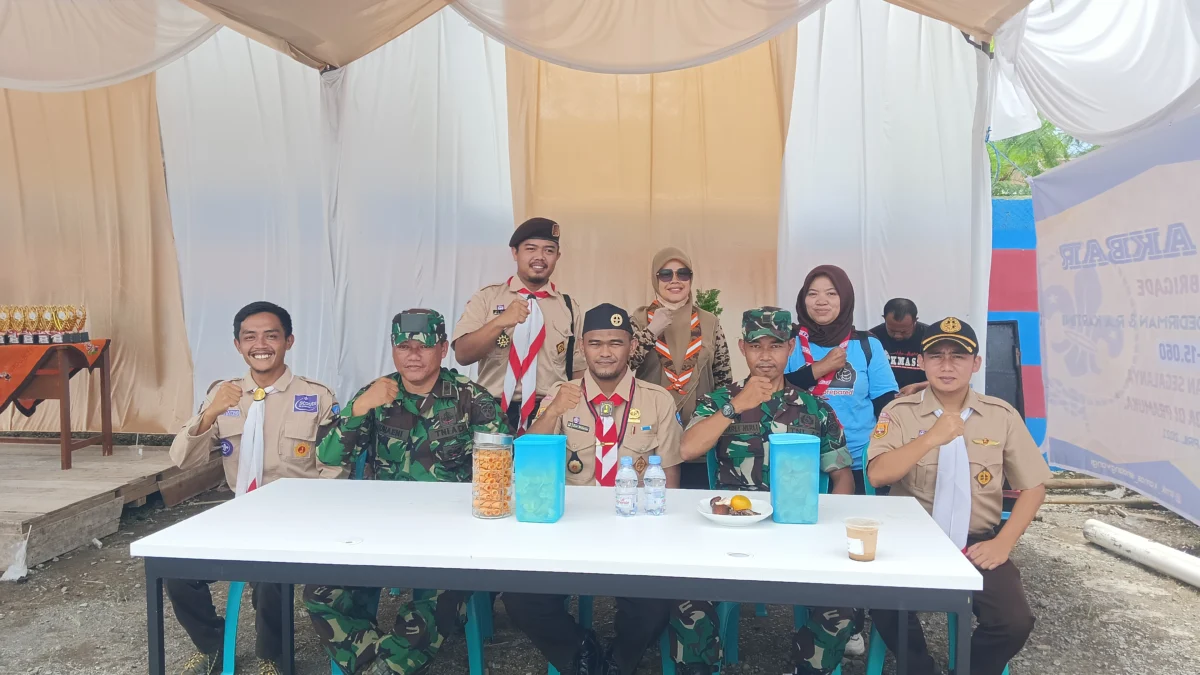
[472,432,514,519]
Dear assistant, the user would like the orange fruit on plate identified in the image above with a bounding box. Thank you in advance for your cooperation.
[730,495,752,511]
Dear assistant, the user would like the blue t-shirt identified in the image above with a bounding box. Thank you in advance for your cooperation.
[786,335,899,468]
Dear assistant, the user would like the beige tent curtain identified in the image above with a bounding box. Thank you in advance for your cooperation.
[0,75,194,433]
[507,32,797,380]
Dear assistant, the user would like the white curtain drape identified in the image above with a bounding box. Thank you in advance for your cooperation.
[0,0,217,92]
[778,0,992,338]
[322,8,513,399]
[991,0,1200,144]
[157,29,335,407]
[453,0,829,74]
[158,10,512,404]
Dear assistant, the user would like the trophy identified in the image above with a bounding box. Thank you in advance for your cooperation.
[0,305,10,345]
[20,306,38,344]
[33,305,52,344]
[71,304,89,343]
[51,305,71,344]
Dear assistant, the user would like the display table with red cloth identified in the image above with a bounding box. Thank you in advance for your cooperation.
[0,340,113,469]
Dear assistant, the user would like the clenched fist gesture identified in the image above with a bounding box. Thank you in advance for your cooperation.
[352,377,400,417]
[731,376,776,414]
[545,382,583,418]
[198,381,243,433]
[496,300,531,329]
[813,347,847,379]
[924,412,965,448]
[647,308,673,337]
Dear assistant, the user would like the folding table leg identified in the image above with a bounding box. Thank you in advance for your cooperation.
[281,583,296,675]
[99,347,114,455]
[956,604,972,675]
[896,609,908,675]
[146,568,166,675]
[57,350,72,470]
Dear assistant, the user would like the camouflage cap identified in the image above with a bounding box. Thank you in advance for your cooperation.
[742,306,792,342]
[391,309,446,347]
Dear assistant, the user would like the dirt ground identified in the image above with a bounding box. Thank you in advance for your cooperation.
[1,486,1198,675]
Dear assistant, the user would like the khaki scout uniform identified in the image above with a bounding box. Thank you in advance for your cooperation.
[537,369,682,485]
[453,277,585,401]
[867,389,1051,537]
[170,367,343,487]
[867,388,1051,675]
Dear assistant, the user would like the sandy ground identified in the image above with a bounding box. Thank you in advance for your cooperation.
[1,488,1198,675]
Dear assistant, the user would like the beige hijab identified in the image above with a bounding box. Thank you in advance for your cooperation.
[651,246,695,372]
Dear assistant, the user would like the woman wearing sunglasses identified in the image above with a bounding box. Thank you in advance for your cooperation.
[630,247,732,489]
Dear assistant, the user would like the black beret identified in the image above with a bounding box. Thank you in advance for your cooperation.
[509,217,560,248]
[582,303,633,335]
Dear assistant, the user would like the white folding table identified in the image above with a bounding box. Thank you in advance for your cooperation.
[131,479,982,675]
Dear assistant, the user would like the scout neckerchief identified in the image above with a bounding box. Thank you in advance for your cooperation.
[796,327,851,397]
[501,277,551,432]
[236,384,276,496]
[582,377,637,486]
[648,302,703,398]
[929,392,975,551]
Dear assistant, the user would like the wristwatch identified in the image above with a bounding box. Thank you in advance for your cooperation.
[720,402,737,420]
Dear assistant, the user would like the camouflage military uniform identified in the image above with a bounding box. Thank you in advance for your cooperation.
[670,307,857,675]
[303,310,509,675]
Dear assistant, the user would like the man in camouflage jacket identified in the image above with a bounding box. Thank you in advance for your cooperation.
[672,307,856,675]
[303,309,508,675]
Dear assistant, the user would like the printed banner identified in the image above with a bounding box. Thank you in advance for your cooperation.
[1034,115,1200,524]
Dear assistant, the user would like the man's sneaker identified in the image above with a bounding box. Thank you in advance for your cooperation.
[179,650,220,675]
[844,632,867,657]
[570,630,605,675]
[258,659,282,675]
[365,659,397,675]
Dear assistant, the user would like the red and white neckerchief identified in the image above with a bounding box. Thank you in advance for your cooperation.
[582,377,637,486]
[796,327,851,397]
[648,306,702,396]
[501,277,553,432]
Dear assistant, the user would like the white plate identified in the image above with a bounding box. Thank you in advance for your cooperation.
[696,495,773,527]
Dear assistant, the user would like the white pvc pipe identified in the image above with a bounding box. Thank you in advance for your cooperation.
[1083,519,1200,589]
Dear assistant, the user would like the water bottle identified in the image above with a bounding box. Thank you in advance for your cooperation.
[642,455,667,515]
[614,456,639,517]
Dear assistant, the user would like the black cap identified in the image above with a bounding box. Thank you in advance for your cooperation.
[921,317,978,355]
[582,303,633,335]
[509,217,560,248]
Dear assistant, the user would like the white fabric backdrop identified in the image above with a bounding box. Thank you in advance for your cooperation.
[157,29,336,406]
[0,0,217,92]
[159,11,513,405]
[321,9,514,399]
[778,0,992,341]
[992,0,1200,144]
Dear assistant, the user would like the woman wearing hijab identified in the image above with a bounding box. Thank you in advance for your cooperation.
[631,247,732,489]
[785,265,899,494]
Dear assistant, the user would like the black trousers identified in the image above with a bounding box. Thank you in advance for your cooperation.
[502,593,670,675]
[166,578,284,661]
[871,546,1035,675]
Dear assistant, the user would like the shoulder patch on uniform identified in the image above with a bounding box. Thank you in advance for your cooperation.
[871,422,889,439]
[293,394,319,413]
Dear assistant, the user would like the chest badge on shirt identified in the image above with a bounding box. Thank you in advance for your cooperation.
[567,451,584,475]
[557,341,566,355]
[566,417,590,433]
[634,456,648,473]
[599,402,615,418]
[293,442,311,459]
[871,422,889,439]
[628,408,641,423]
[293,394,318,413]
[496,332,511,349]
[976,468,993,486]
[222,407,241,417]
[493,304,505,315]
[972,438,1000,446]
[220,439,234,457]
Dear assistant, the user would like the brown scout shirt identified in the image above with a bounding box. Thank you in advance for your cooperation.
[169,367,343,488]
[867,389,1051,537]
[452,277,585,401]
[536,370,683,486]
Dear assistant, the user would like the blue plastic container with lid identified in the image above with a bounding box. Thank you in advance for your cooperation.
[514,434,567,523]
[768,433,821,524]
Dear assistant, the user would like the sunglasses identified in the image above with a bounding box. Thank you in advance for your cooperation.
[656,268,694,282]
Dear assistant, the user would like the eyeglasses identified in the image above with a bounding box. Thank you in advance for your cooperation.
[656,268,694,282]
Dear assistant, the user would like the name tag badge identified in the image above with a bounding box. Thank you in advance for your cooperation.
[221,408,241,417]
[431,423,468,441]
[293,394,319,413]
[725,422,761,436]
[566,417,591,433]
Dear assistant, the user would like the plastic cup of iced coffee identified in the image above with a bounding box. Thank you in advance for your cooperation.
[844,517,880,562]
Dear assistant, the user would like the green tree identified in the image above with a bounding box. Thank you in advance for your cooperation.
[989,118,1095,196]
[695,288,723,317]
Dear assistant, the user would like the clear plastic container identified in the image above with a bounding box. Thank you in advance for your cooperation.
[768,432,821,524]
[472,432,514,519]
[514,434,567,523]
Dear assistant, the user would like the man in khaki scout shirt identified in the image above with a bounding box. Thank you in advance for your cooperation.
[168,302,340,675]
[504,304,679,675]
[867,317,1051,675]
[452,217,586,432]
